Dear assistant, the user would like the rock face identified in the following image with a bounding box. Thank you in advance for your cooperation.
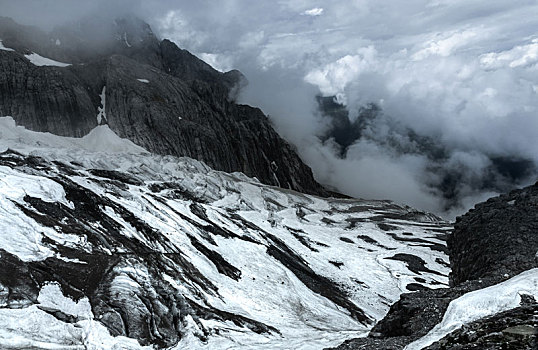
[449,182,538,286]
[0,16,325,196]
[328,281,482,350]
[329,181,538,350]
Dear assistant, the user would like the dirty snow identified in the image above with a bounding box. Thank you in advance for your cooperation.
[0,116,453,349]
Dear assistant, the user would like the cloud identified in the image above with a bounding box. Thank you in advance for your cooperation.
[480,38,538,69]
[303,8,324,16]
[2,0,538,218]
[304,46,378,104]
[411,29,480,61]
[0,0,145,29]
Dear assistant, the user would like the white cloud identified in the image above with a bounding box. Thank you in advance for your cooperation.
[304,46,377,102]
[147,0,538,217]
[198,53,234,72]
[411,29,479,61]
[480,38,538,70]
[157,10,208,49]
[9,0,535,217]
[303,7,324,16]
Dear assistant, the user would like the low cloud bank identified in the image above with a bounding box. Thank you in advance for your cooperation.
[3,0,537,217]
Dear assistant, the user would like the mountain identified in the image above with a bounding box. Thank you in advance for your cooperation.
[1,116,535,350]
[0,16,325,197]
[1,15,536,350]
[0,118,450,349]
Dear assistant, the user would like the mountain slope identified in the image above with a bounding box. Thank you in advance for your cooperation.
[0,118,450,349]
[0,16,325,196]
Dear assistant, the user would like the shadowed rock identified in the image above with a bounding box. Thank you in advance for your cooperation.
[0,16,326,197]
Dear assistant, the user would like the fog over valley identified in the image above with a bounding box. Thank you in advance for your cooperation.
[1,2,538,349]
[2,0,538,218]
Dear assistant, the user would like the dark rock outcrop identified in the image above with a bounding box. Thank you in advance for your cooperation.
[449,181,538,286]
[0,16,326,196]
[329,181,538,350]
[327,282,482,350]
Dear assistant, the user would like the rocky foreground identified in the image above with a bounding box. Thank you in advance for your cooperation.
[330,182,538,349]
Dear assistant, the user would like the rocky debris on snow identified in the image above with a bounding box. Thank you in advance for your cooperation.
[0,132,450,349]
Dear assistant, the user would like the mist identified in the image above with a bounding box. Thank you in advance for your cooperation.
[2,0,537,218]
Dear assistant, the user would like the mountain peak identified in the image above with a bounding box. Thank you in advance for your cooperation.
[0,16,326,196]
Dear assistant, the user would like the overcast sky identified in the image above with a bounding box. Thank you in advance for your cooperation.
[2,0,538,217]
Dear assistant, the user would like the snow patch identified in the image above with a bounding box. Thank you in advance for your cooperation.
[123,32,132,47]
[0,40,14,51]
[0,304,150,349]
[97,86,107,125]
[0,166,75,261]
[25,53,71,67]
[80,125,147,153]
[406,268,538,349]
[137,79,149,83]
[0,117,147,154]
[0,166,71,205]
[38,283,92,319]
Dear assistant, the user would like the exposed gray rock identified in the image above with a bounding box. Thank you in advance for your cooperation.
[326,282,482,350]
[0,16,326,196]
[449,181,538,286]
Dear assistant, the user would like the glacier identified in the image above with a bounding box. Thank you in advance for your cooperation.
[0,117,451,349]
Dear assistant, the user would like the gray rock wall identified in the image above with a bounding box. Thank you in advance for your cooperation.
[0,17,326,196]
[448,181,538,286]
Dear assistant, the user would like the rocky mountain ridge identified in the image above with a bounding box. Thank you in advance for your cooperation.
[0,16,325,196]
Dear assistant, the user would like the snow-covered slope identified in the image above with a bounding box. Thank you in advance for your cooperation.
[0,117,146,154]
[0,118,451,349]
[0,40,71,66]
